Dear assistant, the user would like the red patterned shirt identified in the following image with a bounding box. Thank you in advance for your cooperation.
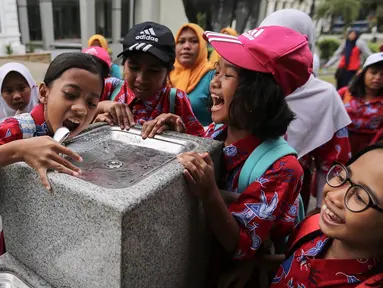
[271,233,380,288]
[339,87,383,154]
[299,128,351,173]
[0,104,49,145]
[102,78,205,137]
[205,124,304,259]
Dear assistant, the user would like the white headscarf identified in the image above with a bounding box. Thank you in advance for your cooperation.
[0,62,39,122]
[261,9,351,158]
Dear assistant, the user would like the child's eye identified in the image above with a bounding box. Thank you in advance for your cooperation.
[224,74,233,78]
[64,92,77,100]
[128,65,139,72]
[88,101,97,108]
[3,89,13,94]
[17,85,27,91]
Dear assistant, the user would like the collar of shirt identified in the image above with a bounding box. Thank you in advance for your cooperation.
[30,103,51,136]
[206,124,262,173]
[125,83,163,111]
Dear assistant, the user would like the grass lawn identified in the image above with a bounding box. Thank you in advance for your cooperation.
[319,73,336,86]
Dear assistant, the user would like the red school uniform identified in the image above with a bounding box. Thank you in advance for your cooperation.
[101,77,205,137]
[338,87,383,155]
[299,128,351,199]
[271,233,380,288]
[0,103,49,145]
[205,124,304,259]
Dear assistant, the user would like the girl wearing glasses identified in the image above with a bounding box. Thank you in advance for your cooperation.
[271,144,383,287]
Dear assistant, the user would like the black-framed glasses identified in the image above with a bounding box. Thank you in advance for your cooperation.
[326,162,383,214]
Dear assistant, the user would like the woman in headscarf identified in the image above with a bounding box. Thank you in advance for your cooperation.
[208,27,238,64]
[325,29,372,89]
[170,24,215,127]
[88,34,122,79]
[0,62,39,122]
[260,9,352,213]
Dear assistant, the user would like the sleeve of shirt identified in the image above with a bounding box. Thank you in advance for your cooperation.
[310,128,351,206]
[174,89,205,137]
[311,128,351,174]
[0,118,23,145]
[228,155,303,260]
[101,77,124,101]
[325,42,345,67]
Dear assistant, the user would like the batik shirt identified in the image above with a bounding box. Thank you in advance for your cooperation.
[299,128,351,174]
[339,87,383,154]
[0,104,49,145]
[271,233,380,288]
[102,78,205,137]
[205,124,304,259]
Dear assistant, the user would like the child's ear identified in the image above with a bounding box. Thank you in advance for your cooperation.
[39,82,48,104]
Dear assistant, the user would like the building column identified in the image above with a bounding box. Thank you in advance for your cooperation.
[39,0,54,50]
[17,0,30,44]
[275,0,284,11]
[257,0,268,25]
[266,0,276,17]
[80,0,96,48]
[284,0,292,9]
[112,0,121,43]
[292,0,300,9]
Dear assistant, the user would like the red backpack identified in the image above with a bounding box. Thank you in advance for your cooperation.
[286,214,383,288]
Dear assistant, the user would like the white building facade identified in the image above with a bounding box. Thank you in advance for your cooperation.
[3,0,322,56]
[0,0,25,56]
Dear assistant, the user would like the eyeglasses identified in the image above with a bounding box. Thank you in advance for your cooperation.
[326,162,383,214]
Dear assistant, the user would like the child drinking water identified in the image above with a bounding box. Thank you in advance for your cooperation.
[0,62,39,122]
[271,143,383,287]
[0,52,105,190]
[94,21,205,138]
[177,26,312,286]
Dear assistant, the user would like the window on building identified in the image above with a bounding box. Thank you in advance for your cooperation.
[96,0,112,38]
[121,0,132,38]
[27,0,42,41]
[52,0,81,39]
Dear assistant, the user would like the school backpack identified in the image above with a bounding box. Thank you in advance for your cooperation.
[169,88,177,114]
[236,136,305,224]
[287,214,383,288]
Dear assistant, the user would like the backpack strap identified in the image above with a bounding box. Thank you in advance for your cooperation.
[356,273,383,287]
[238,137,297,194]
[14,113,36,139]
[169,88,177,114]
[109,80,125,102]
[286,213,321,258]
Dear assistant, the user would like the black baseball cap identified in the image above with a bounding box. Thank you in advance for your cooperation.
[117,22,176,66]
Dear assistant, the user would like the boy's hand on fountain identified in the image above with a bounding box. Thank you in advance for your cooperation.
[18,137,83,191]
[94,112,114,126]
[140,113,186,139]
[177,152,217,200]
[98,101,135,130]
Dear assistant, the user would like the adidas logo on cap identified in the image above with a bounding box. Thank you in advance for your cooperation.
[135,28,159,42]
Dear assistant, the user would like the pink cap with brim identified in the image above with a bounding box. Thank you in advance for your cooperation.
[203,25,313,96]
[82,46,112,68]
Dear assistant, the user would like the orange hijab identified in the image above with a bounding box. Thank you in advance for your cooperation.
[209,27,238,64]
[88,34,108,50]
[170,23,214,93]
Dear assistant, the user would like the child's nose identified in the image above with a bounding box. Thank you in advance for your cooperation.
[13,92,22,101]
[72,103,87,115]
[326,188,345,209]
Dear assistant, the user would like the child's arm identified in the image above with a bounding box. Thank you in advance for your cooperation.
[0,137,83,191]
[178,152,240,252]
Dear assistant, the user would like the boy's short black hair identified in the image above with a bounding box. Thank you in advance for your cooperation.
[349,62,383,99]
[229,68,295,140]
